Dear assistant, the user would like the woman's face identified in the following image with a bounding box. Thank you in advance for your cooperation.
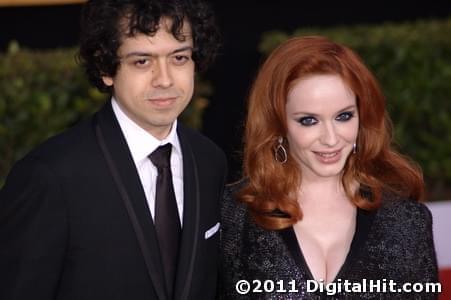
[285,74,359,182]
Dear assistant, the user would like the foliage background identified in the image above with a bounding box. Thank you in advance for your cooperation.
[259,18,451,200]
[0,42,211,186]
[1,18,451,200]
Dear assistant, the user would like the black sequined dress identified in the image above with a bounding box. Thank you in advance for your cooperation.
[220,182,439,299]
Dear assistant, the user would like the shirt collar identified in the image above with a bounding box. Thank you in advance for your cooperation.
[111,97,181,165]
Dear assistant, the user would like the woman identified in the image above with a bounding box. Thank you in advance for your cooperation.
[220,36,439,299]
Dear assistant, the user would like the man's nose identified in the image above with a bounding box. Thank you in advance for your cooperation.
[151,60,173,88]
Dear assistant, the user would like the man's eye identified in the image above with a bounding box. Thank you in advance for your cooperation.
[297,116,318,126]
[173,55,190,65]
[134,59,150,67]
[336,112,354,122]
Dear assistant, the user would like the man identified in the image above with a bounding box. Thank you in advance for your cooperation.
[0,0,226,299]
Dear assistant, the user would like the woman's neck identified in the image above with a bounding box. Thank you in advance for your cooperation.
[298,175,353,213]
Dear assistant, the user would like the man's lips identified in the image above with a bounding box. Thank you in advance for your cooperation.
[149,96,177,101]
[147,97,177,106]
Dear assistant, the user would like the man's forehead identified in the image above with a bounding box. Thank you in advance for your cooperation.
[117,27,193,57]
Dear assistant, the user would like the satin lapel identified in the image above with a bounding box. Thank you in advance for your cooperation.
[174,125,201,300]
[94,102,167,300]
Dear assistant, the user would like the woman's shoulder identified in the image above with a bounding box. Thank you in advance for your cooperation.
[221,179,248,224]
[372,195,434,241]
[379,195,433,224]
[357,195,438,286]
[220,179,249,273]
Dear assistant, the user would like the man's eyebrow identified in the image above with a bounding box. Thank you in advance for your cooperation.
[122,46,193,59]
[172,46,193,54]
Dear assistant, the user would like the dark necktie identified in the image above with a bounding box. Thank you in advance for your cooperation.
[149,143,181,298]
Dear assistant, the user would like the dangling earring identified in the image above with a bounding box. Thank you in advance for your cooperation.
[274,136,287,164]
[352,143,357,154]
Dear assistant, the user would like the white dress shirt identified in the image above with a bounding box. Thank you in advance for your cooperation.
[112,98,184,225]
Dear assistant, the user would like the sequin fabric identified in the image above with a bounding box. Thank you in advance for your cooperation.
[219,182,439,299]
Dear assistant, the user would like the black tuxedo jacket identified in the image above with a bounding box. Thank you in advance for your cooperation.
[0,102,227,300]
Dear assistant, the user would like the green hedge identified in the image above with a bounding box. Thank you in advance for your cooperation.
[259,18,451,200]
[0,41,211,186]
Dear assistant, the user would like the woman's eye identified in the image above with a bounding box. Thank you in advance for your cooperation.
[336,111,354,121]
[298,116,318,126]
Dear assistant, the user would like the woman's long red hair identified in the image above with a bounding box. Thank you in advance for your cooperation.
[239,36,424,230]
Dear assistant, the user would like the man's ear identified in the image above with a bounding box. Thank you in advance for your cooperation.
[102,76,113,86]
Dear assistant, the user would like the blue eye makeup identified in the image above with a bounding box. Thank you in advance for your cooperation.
[296,111,355,126]
[297,116,318,126]
[335,111,354,122]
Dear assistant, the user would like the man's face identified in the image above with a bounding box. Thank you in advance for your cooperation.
[103,18,195,140]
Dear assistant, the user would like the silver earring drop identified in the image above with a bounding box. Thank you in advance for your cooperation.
[352,143,357,154]
[274,136,288,164]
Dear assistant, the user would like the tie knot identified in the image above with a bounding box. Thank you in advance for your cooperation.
[149,143,172,169]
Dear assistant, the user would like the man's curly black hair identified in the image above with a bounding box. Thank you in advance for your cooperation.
[78,0,221,93]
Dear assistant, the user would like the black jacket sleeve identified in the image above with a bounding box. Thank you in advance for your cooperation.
[0,156,67,299]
